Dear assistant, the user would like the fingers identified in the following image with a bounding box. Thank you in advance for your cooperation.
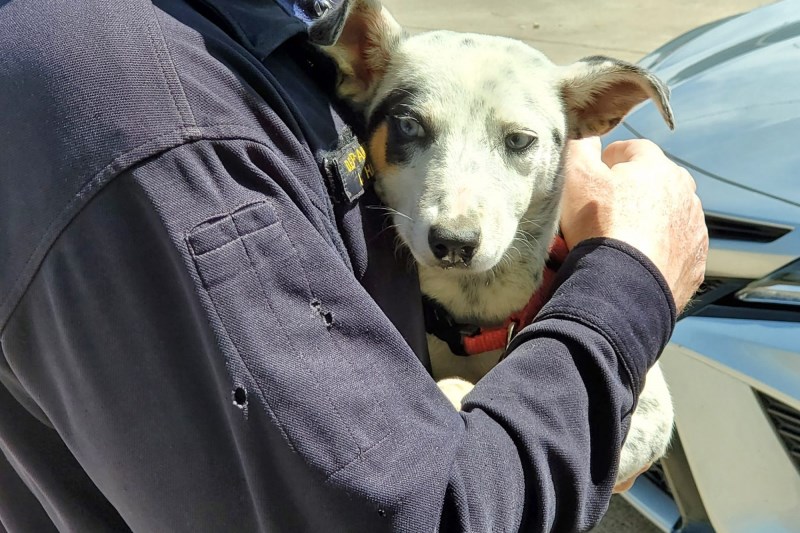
[602,139,665,167]
[680,167,697,192]
[563,134,709,312]
[613,463,652,494]
[603,141,699,198]
[673,194,708,312]
[612,477,636,494]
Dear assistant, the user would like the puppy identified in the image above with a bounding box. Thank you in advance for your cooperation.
[312,0,675,487]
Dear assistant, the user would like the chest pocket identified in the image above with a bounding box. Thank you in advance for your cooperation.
[186,201,388,477]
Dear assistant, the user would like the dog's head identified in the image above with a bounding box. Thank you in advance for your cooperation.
[312,0,674,274]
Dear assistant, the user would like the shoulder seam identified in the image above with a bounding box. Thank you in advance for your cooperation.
[146,2,199,133]
[0,124,312,333]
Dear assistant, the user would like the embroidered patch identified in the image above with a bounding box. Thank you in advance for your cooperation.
[321,127,375,205]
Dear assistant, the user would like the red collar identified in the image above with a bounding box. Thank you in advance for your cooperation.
[423,235,569,356]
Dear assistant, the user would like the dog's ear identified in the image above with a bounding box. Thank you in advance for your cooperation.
[558,56,675,138]
[309,0,403,106]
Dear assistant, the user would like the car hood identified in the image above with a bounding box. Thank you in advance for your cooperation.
[620,0,800,207]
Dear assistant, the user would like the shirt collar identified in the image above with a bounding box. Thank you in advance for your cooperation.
[195,0,332,59]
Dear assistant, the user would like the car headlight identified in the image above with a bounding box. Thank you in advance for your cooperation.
[682,261,800,321]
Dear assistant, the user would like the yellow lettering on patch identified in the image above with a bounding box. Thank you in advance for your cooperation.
[344,152,357,172]
[362,161,374,181]
[334,138,377,187]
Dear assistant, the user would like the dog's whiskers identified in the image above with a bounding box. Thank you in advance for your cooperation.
[512,236,537,255]
[374,222,404,241]
[366,205,414,222]
[507,243,523,261]
[519,217,546,230]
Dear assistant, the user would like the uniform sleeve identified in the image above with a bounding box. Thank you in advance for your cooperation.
[0,140,675,533]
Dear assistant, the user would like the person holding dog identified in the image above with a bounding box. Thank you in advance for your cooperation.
[0,0,706,532]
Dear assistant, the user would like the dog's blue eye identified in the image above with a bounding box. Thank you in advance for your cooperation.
[505,132,537,151]
[395,116,425,138]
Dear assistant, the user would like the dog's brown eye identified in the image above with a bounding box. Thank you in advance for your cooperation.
[395,116,425,138]
[505,132,537,151]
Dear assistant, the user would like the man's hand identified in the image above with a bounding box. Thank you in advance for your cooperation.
[612,464,651,494]
[561,137,708,313]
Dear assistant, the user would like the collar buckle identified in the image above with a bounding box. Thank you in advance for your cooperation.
[499,321,518,362]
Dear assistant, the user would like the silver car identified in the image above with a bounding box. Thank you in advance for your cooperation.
[604,0,800,531]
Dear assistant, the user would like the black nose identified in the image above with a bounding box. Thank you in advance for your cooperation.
[428,226,481,264]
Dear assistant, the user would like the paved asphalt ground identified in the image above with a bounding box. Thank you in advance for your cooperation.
[381,0,773,531]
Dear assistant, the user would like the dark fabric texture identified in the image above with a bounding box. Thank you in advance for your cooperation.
[0,1,675,531]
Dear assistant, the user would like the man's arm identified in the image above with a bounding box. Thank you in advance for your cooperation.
[0,136,688,532]
[1,170,398,532]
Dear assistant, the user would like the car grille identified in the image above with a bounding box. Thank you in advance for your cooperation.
[642,460,673,499]
[705,213,791,243]
[695,278,725,297]
[759,392,800,471]
[681,276,749,318]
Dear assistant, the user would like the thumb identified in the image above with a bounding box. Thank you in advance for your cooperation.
[566,136,606,172]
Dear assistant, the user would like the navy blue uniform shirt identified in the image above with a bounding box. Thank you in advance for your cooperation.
[0,1,676,531]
